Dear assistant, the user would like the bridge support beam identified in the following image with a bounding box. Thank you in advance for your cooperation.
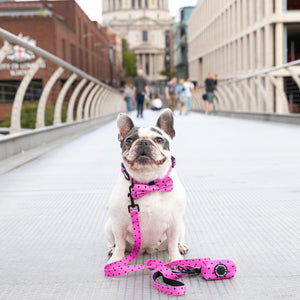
[36,66,65,128]
[54,73,77,125]
[0,41,12,63]
[84,85,100,119]
[266,74,289,114]
[76,82,95,121]
[10,57,45,133]
[66,78,87,122]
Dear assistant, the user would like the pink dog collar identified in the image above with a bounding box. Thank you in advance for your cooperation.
[121,156,176,200]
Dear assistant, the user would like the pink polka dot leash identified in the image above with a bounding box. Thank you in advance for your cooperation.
[104,158,237,295]
[104,208,237,296]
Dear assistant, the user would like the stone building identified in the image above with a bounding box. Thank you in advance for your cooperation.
[188,0,300,112]
[102,0,173,80]
[173,6,194,80]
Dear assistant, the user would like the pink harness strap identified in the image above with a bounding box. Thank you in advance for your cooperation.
[104,208,237,296]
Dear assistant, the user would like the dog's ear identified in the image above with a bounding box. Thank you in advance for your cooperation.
[117,113,134,141]
[156,109,175,139]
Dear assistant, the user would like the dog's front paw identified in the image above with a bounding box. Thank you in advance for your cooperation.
[178,243,189,255]
[107,246,115,256]
[107,254,125,264]
[169,253,183,262]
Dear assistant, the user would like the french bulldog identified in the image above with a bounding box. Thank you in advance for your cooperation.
[105,109,189,263]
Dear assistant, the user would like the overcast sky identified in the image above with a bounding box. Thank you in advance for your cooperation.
[74,0,199,23]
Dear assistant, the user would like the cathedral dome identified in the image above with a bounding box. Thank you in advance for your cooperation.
[102,0,170,23]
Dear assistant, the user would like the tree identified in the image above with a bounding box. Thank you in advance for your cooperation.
[122,38,136,77]
[124,51,137,77]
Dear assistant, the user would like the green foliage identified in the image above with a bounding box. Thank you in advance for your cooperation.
[122,38,129,67]
[0,102,68,129]
[160,70,176,80]
[122,38,136,77]
[124,51,137,77]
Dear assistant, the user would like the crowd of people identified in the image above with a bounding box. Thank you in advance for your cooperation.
[122,69,217,117]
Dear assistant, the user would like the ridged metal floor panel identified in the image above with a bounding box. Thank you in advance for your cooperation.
[0,111,299,299]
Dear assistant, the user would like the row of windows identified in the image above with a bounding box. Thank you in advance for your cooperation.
[107,0,166,10]
[61,39,110,80]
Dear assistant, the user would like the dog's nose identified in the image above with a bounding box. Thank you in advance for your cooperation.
[138,139,150,146]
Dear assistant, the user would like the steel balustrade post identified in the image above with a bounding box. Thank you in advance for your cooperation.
[253,77,268,113]
[0,41,12,63]
[214,91,223,110]
[267,74,289,114]
[84,85,100,119]
[95,88,107,117]
[66,78,87,122]
[215,87,230,110]
[90,87,103,118]
[97,90,108,116]
[100,91,110,115]
[223,85,238,111]
[76,82,95,120]
[36,66,64,128]
[10,57,45,134]
[287,67,300,91]
[240,80,257,112]
[53,73,77,125]
[230,82,246,112]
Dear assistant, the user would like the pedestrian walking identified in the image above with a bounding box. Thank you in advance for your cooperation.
[183,77,194,113]
[123,83,132,112]
[165,77,178,112]
[204,73,217,114]
[132,69,148,118]
[179,87,187,115]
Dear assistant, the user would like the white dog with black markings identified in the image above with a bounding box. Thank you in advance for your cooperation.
[105,109,189,263]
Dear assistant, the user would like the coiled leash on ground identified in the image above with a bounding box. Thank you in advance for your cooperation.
[104,160,236,296]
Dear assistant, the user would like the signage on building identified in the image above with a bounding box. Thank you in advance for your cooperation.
[0,33,46,76]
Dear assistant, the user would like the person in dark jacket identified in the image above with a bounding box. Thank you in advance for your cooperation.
[132,69,148,118]
[204,73,217,114]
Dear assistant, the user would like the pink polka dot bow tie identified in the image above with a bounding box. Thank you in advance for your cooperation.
[121,157,176,200]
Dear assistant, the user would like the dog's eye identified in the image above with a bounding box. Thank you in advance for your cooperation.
[154,137,164,143]
[125,137,133,145]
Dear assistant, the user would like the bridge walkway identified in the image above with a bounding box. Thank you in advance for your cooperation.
[0,110,299,299]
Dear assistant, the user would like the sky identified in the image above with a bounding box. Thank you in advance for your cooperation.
[74,0,199,23]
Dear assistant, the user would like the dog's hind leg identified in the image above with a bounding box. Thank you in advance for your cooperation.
[178,222,189,255]
[105,218,115,256]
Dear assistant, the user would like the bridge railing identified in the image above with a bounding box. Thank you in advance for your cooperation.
[0,28,125,134]
[192,59,300,114]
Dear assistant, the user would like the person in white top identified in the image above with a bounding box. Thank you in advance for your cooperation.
[151,92,163,111]
[183,78,194,113]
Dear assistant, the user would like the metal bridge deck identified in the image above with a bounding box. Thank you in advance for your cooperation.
[0,111,299,300]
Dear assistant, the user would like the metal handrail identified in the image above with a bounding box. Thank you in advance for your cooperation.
[0,28,119,95]
[192,60,300,114]
[0,27,125,134]
[218,59,300,86]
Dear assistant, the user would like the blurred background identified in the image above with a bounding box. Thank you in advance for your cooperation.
[0,0,300,132]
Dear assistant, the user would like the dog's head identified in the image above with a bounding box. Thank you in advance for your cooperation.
[117,109,175,182]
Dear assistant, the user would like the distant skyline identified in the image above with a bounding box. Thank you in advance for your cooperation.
[74,0,199,23]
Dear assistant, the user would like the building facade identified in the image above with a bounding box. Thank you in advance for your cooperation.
[173,6,194,80]
[102,0,173,80]
[0,0,117,121]
[188,0,300,112]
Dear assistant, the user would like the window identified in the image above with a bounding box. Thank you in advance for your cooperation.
[287,0,300,10]
[142,31,148,42]
[132,0,135,8]
[62,39,66,60]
